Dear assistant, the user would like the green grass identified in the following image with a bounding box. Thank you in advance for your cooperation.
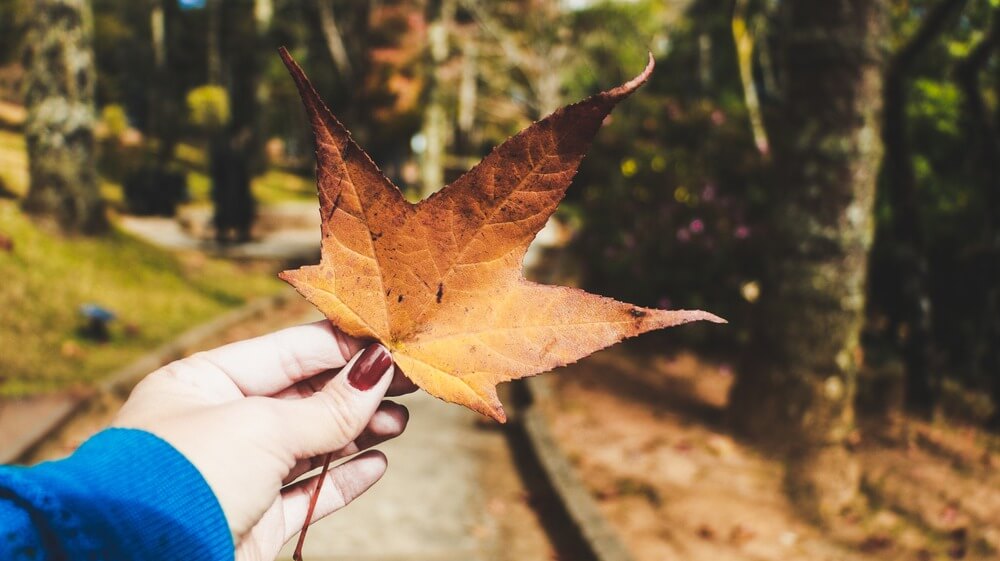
[182,168,315,207]
[252,169,315,205]
[0,128,304,396]
[0,129,27,197]
[0,129,123,202]
[0,200,282,397]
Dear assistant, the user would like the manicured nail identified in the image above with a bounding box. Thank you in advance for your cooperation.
[348,344,392,391]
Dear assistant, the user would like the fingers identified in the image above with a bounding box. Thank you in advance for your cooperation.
[281,450,388,544]
[187,320,364,397]
[268,343,395,459]
[273,368,418,400]
[283,400,408,484]
[387,368,419,396]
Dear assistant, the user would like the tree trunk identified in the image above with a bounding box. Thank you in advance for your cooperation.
[21,0,107,234]
[210,0,258,243]
[316,0,352,80]
[954,9,1000,426]
[877,0,966,417]
[420,0,454,198]
[149,0,183,169]
[311,1,372,143]
[729,0,885,523]
[455,37,477,154]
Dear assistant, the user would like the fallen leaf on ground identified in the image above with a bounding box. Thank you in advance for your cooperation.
[278,48,724,422]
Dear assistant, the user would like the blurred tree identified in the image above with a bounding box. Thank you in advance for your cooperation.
[877,0,967,417]
[304,1,377,143]
[569,0,759,358]
[198,0,260,243]
[863,0,999,424]
[731,0,770,154]
[419,0,455,196]
[463,0,575,119]
[954,5,1000,424]
[21,0,107,234]
[0,0,29,67]
[314,0,352,85]
[118,0,189,217]
[149,0,169,155]
[728,0,886,522]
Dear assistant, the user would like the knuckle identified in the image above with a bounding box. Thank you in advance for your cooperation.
[313,390,366,447]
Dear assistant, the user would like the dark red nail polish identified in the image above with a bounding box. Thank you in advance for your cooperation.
[348,344,392,390]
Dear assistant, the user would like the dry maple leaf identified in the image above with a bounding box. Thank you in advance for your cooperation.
[278,48,724,423]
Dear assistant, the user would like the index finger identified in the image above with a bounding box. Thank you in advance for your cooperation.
[191,320,366,396]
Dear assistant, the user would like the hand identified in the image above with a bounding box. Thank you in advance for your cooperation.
[112,320,417,561]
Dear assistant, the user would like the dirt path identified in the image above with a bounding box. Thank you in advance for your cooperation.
[547,346,999,561]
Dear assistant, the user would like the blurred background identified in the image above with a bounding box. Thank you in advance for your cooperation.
[0,0,999,560]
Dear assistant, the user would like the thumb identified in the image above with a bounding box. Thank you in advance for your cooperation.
[271,343,395,459]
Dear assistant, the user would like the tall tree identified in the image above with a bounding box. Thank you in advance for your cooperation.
[208,0,257,243]
[954,7,1000,425]
[877,0,967,417]
[310,1,373,141]
[729,0,886,521]
[21,0,107,234]
[419,0,455,197]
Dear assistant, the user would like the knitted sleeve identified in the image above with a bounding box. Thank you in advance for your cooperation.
[0,428,233,561]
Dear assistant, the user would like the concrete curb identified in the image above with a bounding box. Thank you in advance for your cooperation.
[520,376,637,561]
[2,289,295,464]
[0,393,92,464]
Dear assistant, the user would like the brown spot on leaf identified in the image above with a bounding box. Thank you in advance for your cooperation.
[436,283,444,303]
[629,308,647,318]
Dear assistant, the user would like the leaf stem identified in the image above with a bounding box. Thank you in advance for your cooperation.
[292,452,333,561]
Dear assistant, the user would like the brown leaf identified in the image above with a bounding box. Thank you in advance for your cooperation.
[278,48,724,422]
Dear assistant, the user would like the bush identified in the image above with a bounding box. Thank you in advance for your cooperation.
[100,104,129,139]
[186,85,230,130]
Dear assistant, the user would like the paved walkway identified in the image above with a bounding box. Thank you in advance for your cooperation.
[279,393,498,561]
[0,392,87,463]
[119,202,320,261]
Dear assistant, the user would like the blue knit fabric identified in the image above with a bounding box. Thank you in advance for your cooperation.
[0,428,233,561]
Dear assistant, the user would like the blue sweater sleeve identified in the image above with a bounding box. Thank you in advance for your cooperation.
[0,428,233,561]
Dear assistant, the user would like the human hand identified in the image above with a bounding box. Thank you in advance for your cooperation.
[112,320,417,561]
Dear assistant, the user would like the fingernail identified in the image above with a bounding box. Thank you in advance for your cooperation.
[348,344,392,391]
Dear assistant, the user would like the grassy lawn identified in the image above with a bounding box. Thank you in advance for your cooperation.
[0,201,283,396]
[0,128,286,397]
[0,129,27,197]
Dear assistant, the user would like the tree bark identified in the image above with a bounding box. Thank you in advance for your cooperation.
[878,0,967,417]
[729,0,886,523]
[21,0,107,234]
